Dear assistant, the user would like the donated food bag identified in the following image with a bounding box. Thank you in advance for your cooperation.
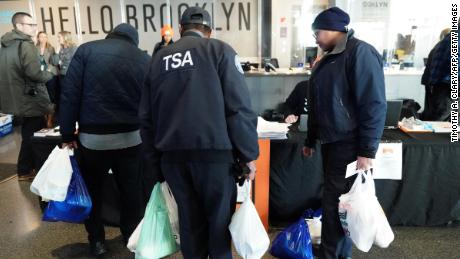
[135,183,177,259]
[127,218,144,252]
[368,171,394,248]
[270,216,314,259]
[229,196,270,259]
[30,146,73,201]
[305,208,322,245]
[338,171,377,252]
[339,170,394,252]
[129,182,180,253]
[42,156,92,223]
[161,181,180,245]
[373,201,395,248]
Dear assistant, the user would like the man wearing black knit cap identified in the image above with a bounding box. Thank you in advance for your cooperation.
[303,7,386,259]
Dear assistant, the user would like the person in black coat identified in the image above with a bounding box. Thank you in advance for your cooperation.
[421,29,452,121]
[140,7,258,259]
[304,7,386,259]
[284,80,309,123]
[59,23,150,256]
[152,24,174,55]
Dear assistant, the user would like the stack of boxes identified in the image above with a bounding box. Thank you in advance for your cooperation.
[0,114,13,137]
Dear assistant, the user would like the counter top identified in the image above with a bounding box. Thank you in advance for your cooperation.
[245,68,310,77]
[244,68,423,77]
[383,69,424,76]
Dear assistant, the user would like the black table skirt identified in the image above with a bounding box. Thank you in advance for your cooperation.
[269,129,460,226]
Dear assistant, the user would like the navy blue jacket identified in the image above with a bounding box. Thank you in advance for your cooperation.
[139,31,259,163]
[306,30,386,158]
[60,25,150,142]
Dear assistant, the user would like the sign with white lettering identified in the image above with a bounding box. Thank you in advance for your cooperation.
[0,0,259,57]
[351,0,391,22]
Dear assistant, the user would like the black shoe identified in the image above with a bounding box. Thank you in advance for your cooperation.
[90,241,107,256]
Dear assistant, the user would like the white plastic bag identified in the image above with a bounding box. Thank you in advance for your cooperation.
[30,146,73,201]
[306,216,322,245]
[338,171,378,252]
[229,196,270,259]
[161,182,180,245]
[373,202,394,248]
[128,182,181,254]
[355,171,394,248]
[370,172,394,248]
[127,219,144,252]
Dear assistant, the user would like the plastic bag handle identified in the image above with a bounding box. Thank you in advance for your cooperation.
[63,146,74,156]
[360,169,376,195]
[243,180,251,201]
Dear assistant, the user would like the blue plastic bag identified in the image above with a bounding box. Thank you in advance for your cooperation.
[270,216,314,259]
[43,156,92,223]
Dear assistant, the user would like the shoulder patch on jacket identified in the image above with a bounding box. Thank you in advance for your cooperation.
[234,55,244,74]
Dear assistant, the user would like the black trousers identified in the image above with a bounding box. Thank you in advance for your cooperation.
[320,140,358,259]
[162,162,237,259]
[17,116,46,176]
[421,83,452,121]
[78,144,143,244]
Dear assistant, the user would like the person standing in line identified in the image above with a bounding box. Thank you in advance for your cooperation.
[59,23,150,256]
[140,7,259,259]
[303,7,386,259]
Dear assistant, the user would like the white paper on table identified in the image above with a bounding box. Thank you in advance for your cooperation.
[257,117,290,139]
[373,143,403,180]
[345,143,403,180]
[426,121,452,133]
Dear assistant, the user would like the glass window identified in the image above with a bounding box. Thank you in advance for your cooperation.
[336,0,451,69]
[271,0,331,68]
[270,0,451,69]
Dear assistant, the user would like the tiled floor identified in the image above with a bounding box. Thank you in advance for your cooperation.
[0,128,21,164]
[0,129,459,259]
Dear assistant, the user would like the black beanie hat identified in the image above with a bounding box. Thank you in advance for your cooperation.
[312,7,350,32]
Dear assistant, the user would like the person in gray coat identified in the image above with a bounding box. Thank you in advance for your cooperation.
[36,31,58,124]
[50,31,77,75]
[36,31,57,75]
[49,31,77,117]
[0,12,53,181]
